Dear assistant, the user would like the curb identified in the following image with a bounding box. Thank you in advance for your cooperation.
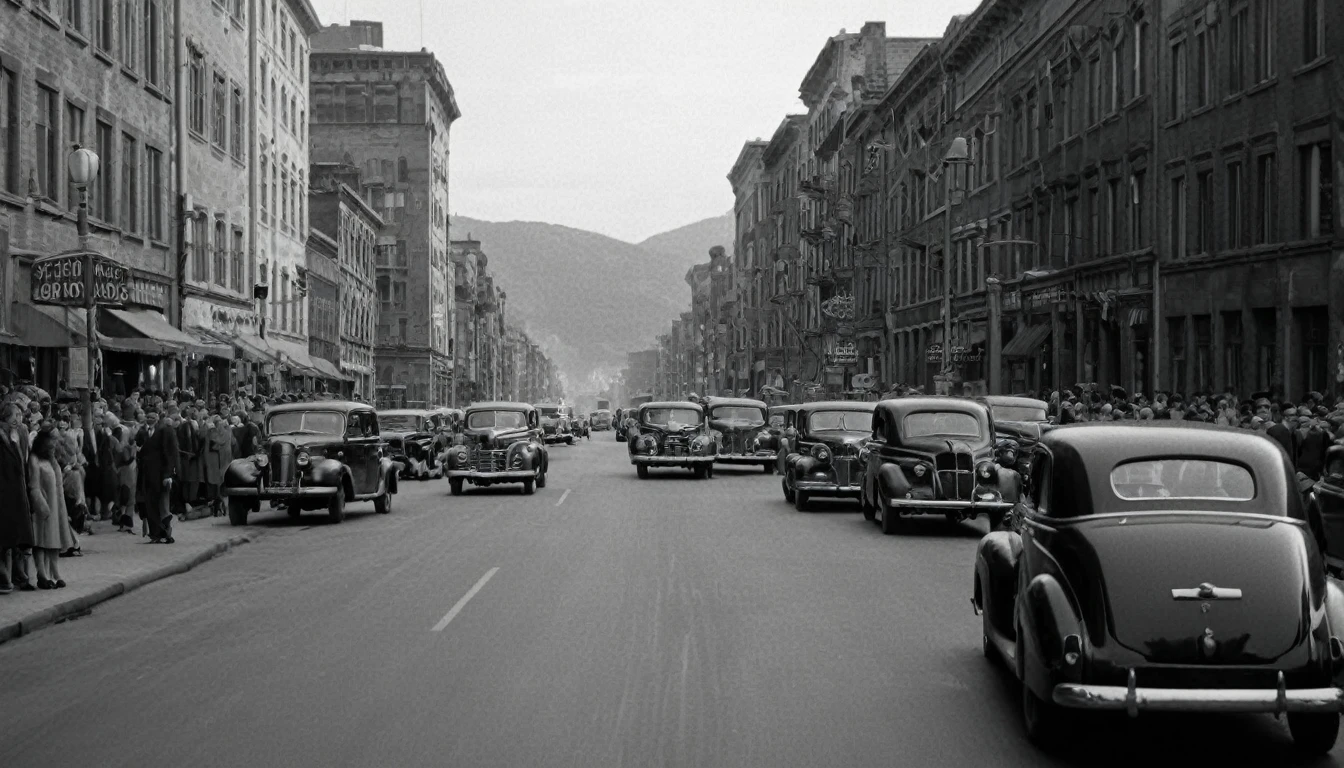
[0,533,257,646]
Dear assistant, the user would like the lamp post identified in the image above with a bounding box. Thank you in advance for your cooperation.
[941,137,969,390]
[68,145,100,441]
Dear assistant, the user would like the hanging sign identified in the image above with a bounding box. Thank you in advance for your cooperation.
[68,348,90,389]
[820,292,855,320]
[30,251,129,306]
[926,343,944,363]
[830,340,858,365]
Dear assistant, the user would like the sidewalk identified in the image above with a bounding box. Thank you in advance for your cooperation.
[0,512,258,645]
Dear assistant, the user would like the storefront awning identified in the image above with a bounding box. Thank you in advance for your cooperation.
[11,303,89,348]
[183,327,236,360]
[340,361,374,376]
[231,333,279,365]
[101,308,197,357]
[309,356,352,382]
[1001,324,1052,358]
[266,336,329,379]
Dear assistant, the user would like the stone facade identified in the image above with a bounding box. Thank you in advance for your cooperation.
[304,226,339,374]
[310,22,459,407]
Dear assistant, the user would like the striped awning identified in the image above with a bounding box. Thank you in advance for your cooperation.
[1001,324,1052,358]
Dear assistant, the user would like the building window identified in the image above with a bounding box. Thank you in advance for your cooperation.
[1170,176,1187,257]
[1131,20,1147,96]
[1168,38,1186,120]
[1227,161,1245,249]
[289,95,296,134]
[1300,141,1334,239]
[289,30,296,70]
[1254,308,1276,391]
[192,209,208,281]
[93,0,112,51]
[374,84,398,123]
[259,60,268,110]
[1025,92,1038,161]
[64,102,85,208]
[1087,57,1100,125]
[281,167,289,228]
[1255,153,1276,245]
[1229,3,1248,93]
[214,218,227,288]
[1087,186,1100,259]
[119,0,137,71]
[1254,0,1274,83]
[146,147,163,240]
[231,85,244,158]
[189,58,205,135]
[1223,311,1243,395]
[143,0,161,87]
[281,86,288,128]
[1129,172,1145,249]
[0,67,13,195]
[1109,42,1123,112]
[212,72,228,147]
[1194,170,1212,254]
[32,87,59,200]
[1106,178,1119,254]
[1193,315,1212,392]
[92,121,113,220]
[1305,0,1326,63]
[66,0,84,33]
[1168,316,1187,394]
[1194,26,1212,108]
[120,133,137,233]
[260,155,269,224]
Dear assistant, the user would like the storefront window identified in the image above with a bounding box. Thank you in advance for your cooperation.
[1222,312,1242,395]
[1193,315,1212,392]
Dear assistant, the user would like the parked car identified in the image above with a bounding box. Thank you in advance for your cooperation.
[977,395,1050,476]
[702,396,776,473]
[221,401,396,525]
[536,403,574,445]
[442,402,549,495]
[780,401,876,510]
[378,409,447,480]
[627,401,718,479]
[591,409,613,431]
[767,404,803,474]
[974,422,1344,754]
[859,397,1017,534]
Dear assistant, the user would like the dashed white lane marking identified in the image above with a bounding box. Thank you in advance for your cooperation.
[556,488,571,507]
[431,567,499,632]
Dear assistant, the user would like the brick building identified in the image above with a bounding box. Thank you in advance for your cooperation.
[310,21,460,408]
[304,227,340,389]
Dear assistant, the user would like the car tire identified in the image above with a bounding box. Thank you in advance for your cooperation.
[227,498,250,527]
[375,490,392,514]
[522,478,535,495]
[979,579,995,663]
[328,491,346,524]
[763,462,774,474]
[706,465,714,479]
[637,465,649,480]
[566,436,574,445]
[794,490,810,512]
[536,466,547,489]
[879,490,905,536]
[860,487,877,522]
[782,477,795,504]
[693,465,707,480]
[1289,713,1341,755]
[287,504,302,520]
[1018,632,1065,749]
[449,478,464,496]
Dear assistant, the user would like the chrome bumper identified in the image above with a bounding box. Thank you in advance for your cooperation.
[1055,672,1344,716]
[885,498,1013,511]
[716,452,777,464]
[795,480,861,496]
[631,455,714,465]
[448,470,535,481]
[221,486,338,498]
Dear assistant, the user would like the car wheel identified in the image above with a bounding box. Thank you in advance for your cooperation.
[782,477,795,504]
[794,490,810,512]
[287,504,302,519]
[566,436,574,445]
[227,498,250,526]
[522,478,535,495]
[536,466,547,489]
[979,579,995,662]
[637,465,649,480]
[375,490,392,514]
[880,490,905,535]
[706,465,714,479]
[860,486,877,522]
[763,462,774,474]
[1018,633,1065,749]
[693,465,707,480]
[328,491,346,524]
[449,478,464,496]
[1289,713,1341,755]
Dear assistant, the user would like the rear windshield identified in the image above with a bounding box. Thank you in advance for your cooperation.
[267,411,345,436]
[711,406,766,426]
[808,411,873,432]
[467,410,528,430]
[1110,459,1256,501]
[991,405,1048,422]
[538,407,559,416]
[379,414,422,431]
[903,412,982,439]
[642,408,701,428]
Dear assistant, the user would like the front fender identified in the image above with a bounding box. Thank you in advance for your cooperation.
[1018,573,1085,695]
[379,456,396,481]
[876,463,911,499]
[792,455,819,480]
[223,457,259,487]
[506,441,540,469]
[308,458,346,487]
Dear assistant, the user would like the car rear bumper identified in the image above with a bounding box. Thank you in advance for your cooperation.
[885,498,1014,511]
[1054,675,1344,715]
[716,453,777,464]
[631,456,714,465]
[794,480,861,496]
[221,486,339,499]
[448,470,535,481]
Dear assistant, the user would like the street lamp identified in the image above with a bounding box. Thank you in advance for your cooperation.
[68,145,100,441]
[941,136,969,388]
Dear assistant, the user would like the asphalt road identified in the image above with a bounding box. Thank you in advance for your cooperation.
[1,435,1340,767]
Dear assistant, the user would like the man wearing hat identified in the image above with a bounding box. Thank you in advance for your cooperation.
[1267,405,1298,469]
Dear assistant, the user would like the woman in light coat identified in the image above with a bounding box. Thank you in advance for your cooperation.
[28,428,75,589]
[203,414,234,516]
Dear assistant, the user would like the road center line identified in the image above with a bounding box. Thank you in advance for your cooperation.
[556,488,571,507]
[431,567,499,632]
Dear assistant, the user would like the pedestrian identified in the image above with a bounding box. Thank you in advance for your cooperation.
[93,411,120,521]
[0,403,36,594]
[115,416,138,533]
[171,405,201,517]
[136,409,180,544]
[203,414,234,517]
[28,428,75,589]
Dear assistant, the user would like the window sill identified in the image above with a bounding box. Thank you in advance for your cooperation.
[88,218,121,236]
[1102,112,1121,127]
[1294,56,1334,79]
[1124,93,1150,112]
[149,238,169,250]
[0,190,26,210]
[92,47,114,66]
[144,82,170,103]
[123,233,145,245]
[211,144,228,161]
[30,7,60,30]
[1189,104,1215,119]
[189,129,208,145]
[64,28,89,48]
[1246,77,1277,97]
[1223,91,1245,106]
[120,66,141,84]
[231,153,246,169]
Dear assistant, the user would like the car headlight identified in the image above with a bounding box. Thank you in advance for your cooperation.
[511,455,524,469]
[690,436,709,455]
[639,435,659,454]
[253,453,268,468]
[912,463,926,477]
[1002,450,1017,465]
[296,451,310,467]
[810,444,831,463]
[977,461,997,481]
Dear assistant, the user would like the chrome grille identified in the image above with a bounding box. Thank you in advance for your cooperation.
[269,443,297,487]
[470,448,506,472]
[935,451,975,500]
[663,435,690,457]
[834,457,855,488]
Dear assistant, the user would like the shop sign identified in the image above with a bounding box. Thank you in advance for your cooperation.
[829,340,858,365]
[30,251,129,306]
[951,345,983,363]
[68,348,90,389]
[820,292,855,320]
[1026,286,1067,311]
[926,343,943,363]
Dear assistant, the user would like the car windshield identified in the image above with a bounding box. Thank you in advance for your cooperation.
[808,411,873,432]
[379,414,423,431]
[991,405,1048,422]
[711,406,766,426]
[467,410,529,430]
[267,411,346,436]
[642,408,701,429]
[538,407,559,417]
[1110,459,1256,501]
[903,412,982,439]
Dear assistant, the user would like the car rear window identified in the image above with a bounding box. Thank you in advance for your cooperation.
[380,414,421,431]
[902,412,981,438]
[991,405,1047,422]
[808,411,873,432]
[467,410,527,429]
[1110,459,1256,501]
[711,406,766,426]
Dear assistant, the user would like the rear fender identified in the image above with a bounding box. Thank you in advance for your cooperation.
[975,531,1022,639]
[792,455,818,480]
[1019,574,1084,695]
[1324,579,1344,686]
[876,463,911,500]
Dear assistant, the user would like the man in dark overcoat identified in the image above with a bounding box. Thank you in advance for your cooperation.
[0,402,35,592]
[137,409,180,544]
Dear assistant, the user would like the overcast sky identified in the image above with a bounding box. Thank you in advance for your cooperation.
[309,0,983,243]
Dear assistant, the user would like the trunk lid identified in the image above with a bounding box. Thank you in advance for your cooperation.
[1080,514,1310,665]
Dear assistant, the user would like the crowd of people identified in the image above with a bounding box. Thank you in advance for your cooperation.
[0,381,352,596]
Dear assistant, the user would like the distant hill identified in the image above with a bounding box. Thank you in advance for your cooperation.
[449,215,734,382]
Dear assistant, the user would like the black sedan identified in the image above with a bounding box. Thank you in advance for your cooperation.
[779,401,875,511]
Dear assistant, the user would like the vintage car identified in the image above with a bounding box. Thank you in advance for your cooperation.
[1307,444,1344,575]
[221,401,397,525]
[536,403,574,445]
[704,396,777,473]
[442,402,549,495]
[859,397,1017,534]
[974,423,1344,754]
[767,404,803,473]
[591,409,614,431]
[627,401,718,479]
[977,395,1050,475]
[378,409,449,480]
[779,401,875,510]
[573,412,591,439]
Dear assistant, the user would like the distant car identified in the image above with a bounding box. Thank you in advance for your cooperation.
[977,395,1050,476]
[221,401,396,525]
[573,413,591,439]
[780,401,875,511]
[442,402,549,495]
[703,396,776,473]
[975,423,1344,754]
[378,409,446,481]
[860,397,1017,534]
[536,403,574,445]
[627,401,718,479]
[591,409,613,431]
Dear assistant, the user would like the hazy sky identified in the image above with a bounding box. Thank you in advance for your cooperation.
[309,0,983,243]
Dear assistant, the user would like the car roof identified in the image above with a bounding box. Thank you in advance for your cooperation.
[377,409,433,417]
[875,396,988,418]
[266,401,372,415]
[980,396,1047,409]
[466,401,535,413]
[798,400,877,415]
[639,401,704,412]
[704,397,768,409]
[769,404,802,412]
